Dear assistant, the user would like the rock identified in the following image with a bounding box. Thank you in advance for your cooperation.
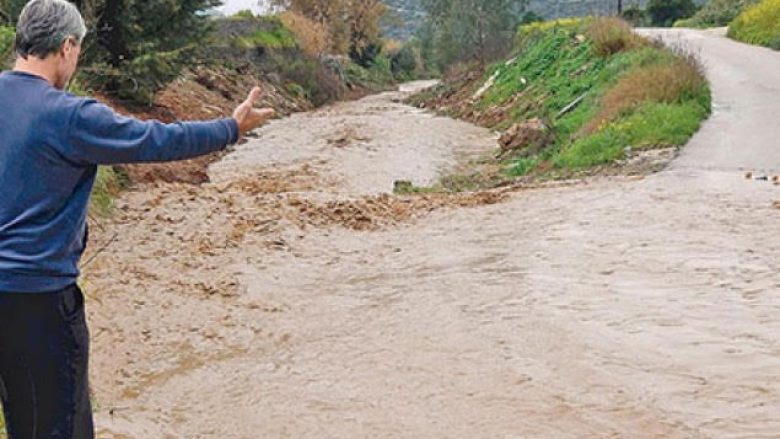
[498,118,553,158]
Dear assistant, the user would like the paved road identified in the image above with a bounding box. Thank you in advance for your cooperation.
[640,27,780,174]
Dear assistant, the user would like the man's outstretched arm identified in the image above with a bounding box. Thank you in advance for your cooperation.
[64,87,275,165]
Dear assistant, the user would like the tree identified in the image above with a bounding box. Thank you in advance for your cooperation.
[1,0,222,102]
[420,0,527,69]
[646,0,699,27]
[81,0,221,102]
[273,0,387,64]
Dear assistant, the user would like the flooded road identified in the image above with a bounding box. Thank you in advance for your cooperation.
[86,33,779,438]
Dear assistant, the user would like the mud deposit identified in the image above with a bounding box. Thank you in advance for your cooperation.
[86,72,778,438]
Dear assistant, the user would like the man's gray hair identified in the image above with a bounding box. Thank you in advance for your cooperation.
[15,0,87,59]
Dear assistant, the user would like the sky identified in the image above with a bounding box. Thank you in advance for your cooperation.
[217,0,269,15]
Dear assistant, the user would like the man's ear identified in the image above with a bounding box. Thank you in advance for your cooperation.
[60,37,75,57]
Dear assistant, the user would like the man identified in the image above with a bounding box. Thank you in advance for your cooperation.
[0,1,275,437]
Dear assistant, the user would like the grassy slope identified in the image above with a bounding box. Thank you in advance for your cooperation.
[728,0,780,49]
[416,18,711,178]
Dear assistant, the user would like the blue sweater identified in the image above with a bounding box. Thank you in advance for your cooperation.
[0,71,239,293]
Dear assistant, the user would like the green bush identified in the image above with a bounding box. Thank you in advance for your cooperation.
[647,0,700,27]
[586,17,646,58]
[231,9,256,20]
[728,0,780,48]
[622,6,651,27]
[0,25,14,67]
[84,47,188,104]
[676,0,758,28]
[90,166,124,217]
[232,25,297,50]
[390,45,420,79]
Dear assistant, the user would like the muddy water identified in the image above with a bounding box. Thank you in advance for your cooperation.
[86,75,779,437]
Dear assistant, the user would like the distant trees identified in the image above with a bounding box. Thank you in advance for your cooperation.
[272,0,388,64]
[647,0,699,26]
[419,0,528,69]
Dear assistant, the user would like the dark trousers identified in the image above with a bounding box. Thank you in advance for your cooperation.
[0,284,94,439]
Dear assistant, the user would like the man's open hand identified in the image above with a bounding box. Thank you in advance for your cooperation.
[233,87,276,135]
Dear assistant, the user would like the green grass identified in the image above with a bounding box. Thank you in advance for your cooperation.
[728,0,780,49]
[554,101,709,168]
[233,26,298,50]
[90,166,124,217]
[1,26,14,68]
[228,16,298,50]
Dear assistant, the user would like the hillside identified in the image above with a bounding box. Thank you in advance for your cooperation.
[409,18,711,183]
[381,0,651,39]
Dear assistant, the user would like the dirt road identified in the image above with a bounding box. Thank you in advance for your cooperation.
[88,30,779,438]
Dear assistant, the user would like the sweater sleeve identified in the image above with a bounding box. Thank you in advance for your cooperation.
[64,99,240,165]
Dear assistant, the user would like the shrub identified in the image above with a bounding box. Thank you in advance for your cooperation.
[84,47,188,104]
[90,167,124,217]
[517,17,585,41]
[232,9,256,19]
[0,25,13,68]
[677,0,758,28]
[279,11,330,56]
[233,25,297,50]
[585,17,645,57]
[390,45,420,78]
[728,0,780,48]
[586,52,707,132]
[520,11,544,25]
[647,0,700,27]
[275,56,343,105]
[622,6,651,27]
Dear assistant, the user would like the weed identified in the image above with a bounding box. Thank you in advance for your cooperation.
[555,101,709,168]
[585,17,646,58]
[585,55,707,133]
[90,167,125,217]
[728,0,780,48]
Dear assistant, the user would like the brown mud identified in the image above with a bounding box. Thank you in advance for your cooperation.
[85,39,779,438]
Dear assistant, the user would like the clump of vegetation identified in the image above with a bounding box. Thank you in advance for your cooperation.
[621,6,651,27]
[90,166,125,217]
[518,17,585,41]
[584,54,708,133]
[232,19,298,50]
[647,0,700,27]
[273,0,388,65]
[278,11,331,56]
[585,17,646,57]
[0,25,12,65]
[728,0,780,49]
[674,0,758,28]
